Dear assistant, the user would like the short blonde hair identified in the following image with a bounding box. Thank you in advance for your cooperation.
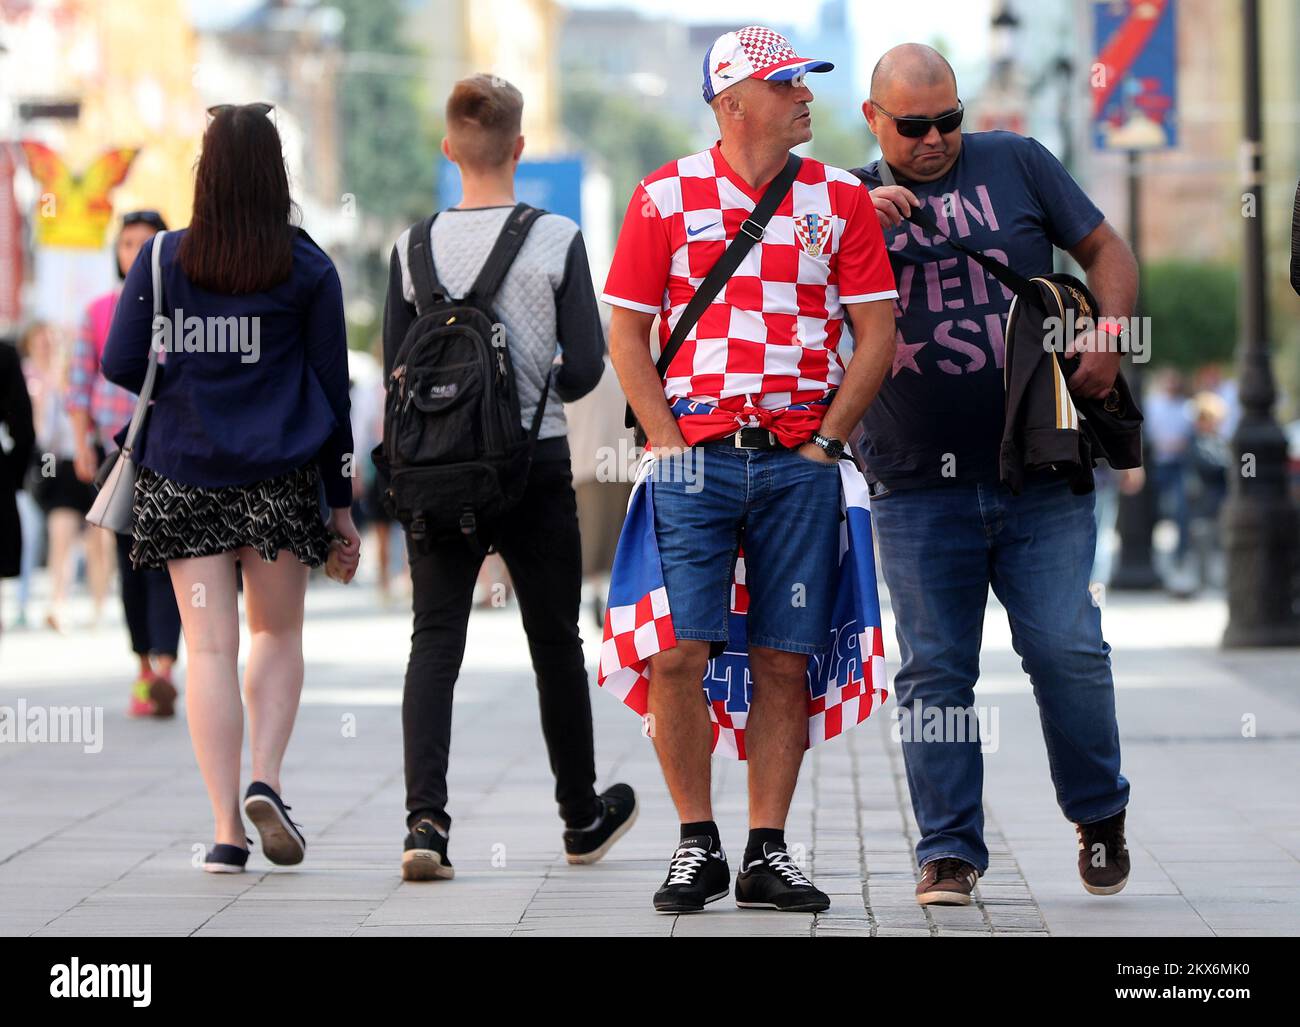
[445,74,523,170]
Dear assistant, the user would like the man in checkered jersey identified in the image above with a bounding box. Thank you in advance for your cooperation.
[603,26,898,913]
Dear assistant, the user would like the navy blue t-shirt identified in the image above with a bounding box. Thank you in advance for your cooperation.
[853,131,1103,490]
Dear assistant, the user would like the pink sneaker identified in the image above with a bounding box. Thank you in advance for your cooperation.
[127,677,154,717]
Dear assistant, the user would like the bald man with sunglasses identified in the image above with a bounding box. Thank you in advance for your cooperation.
[851,44,1139,907]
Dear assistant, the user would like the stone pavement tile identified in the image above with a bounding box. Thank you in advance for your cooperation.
[1183,900,1300,933]
[873,927,934,937]
[202,898,378,929]
[671,911,812,937]
[814,922,875,937]
[351,925,515,937]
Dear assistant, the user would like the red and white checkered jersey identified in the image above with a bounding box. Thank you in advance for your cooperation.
[601,144,897,414]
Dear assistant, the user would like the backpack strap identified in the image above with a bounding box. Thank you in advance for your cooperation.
[469,202,545,310]
[406,212,450,316]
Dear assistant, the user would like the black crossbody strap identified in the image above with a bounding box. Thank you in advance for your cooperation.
[470,202,544,309]
[655,153,802,379]
[875,159,1038,302]
[623,152,803,429]
[407,213,448,315]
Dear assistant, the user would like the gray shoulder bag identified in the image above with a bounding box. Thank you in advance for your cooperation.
[86,229,168,533]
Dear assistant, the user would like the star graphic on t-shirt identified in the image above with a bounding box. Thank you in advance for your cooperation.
[892,338,927,377]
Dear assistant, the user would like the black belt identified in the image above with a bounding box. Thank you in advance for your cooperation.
[721,427,787,451]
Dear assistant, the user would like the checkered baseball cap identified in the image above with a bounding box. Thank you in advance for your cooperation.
[702,26,834,103]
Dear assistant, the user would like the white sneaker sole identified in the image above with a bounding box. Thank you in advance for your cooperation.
[565,797,640,865]
[202,862,245,874]
[244,794,305,866]
[1082,876,1129,896]
[915,889,973,906]
[402,848,455,881]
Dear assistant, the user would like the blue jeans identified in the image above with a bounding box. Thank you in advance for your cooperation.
[871,474,1129,873]
[651,443,841,655]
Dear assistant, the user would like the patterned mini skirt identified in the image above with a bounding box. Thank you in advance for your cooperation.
[130,464,333,570]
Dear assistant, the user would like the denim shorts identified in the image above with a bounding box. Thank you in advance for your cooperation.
[650,442,841,655]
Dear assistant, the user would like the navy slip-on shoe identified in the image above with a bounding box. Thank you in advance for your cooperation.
[243,781,306,866]
[203,843,250,874]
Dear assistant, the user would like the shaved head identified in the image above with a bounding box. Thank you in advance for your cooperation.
[862,43,962,182]
[869,43,956,100]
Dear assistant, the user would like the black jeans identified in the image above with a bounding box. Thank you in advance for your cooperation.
[402,441,599,831]
[114,531,181,658]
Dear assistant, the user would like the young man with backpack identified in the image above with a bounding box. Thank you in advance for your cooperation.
[379,74,637,881]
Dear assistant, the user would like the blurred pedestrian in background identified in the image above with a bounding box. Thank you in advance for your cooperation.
[103,102,359,874]
[23,320,109,631]
[563,351,634,629]
[1,335,36,642]
[69,209,183,717]
[348,340,406,603]
[1144,368,1195,584]
[1187,390,1230,590]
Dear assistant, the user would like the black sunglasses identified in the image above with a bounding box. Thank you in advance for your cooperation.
[207,102,274,119]
[121,209,167,231]
[871,100,964,138]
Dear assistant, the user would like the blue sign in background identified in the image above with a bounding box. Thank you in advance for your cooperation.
[1092,0,1178,151]
[437,156,584,225]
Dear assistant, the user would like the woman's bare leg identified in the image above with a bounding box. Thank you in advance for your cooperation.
[238,549,308,795]
[167,553,243,846]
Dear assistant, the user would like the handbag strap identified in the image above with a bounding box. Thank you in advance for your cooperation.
[121,230,167,457]
[874,159,1037,302]
[624,152,803,428]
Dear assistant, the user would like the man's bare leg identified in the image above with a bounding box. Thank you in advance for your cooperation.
[745,645,809,829]
[646,639,713,821]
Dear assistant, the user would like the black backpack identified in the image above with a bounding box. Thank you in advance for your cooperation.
[375,202,550,545]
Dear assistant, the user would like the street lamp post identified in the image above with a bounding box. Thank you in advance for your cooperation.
[1221,0,1300,647]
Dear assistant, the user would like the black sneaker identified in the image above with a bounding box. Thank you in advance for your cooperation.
[653,835,730,913]
[735,842,830,912]
[243,781,305,865]
[402,818,454,881]
[564,783,639,865]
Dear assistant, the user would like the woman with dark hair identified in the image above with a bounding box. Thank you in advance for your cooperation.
[103,103,360,873]
[69,209,183,717]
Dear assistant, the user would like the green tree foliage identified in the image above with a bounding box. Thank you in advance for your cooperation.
[334,0,438,225]
[561,79,697,227]
[1142,261,1239,371]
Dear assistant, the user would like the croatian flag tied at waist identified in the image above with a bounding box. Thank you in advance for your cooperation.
[597,452,888,759]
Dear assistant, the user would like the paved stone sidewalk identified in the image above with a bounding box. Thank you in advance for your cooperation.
[1,576,1298,937]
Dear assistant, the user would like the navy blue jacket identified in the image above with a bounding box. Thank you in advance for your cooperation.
[103,229,353,508]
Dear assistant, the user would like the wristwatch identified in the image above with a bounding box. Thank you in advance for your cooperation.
[811,433,845,460]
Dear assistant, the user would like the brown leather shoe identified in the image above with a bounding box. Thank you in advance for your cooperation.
[915,857,979,906]
[1076,809,1130,895]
